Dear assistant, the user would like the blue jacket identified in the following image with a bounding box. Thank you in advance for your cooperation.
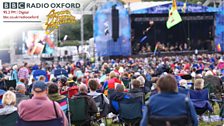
[141,92,198,126]
[11,70,19,83]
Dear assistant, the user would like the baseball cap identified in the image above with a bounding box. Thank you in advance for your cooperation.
[32,81,48,92]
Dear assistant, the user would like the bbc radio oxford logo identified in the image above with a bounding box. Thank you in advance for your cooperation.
[3,2,25,9]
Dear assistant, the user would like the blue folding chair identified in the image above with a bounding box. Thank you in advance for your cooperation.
[189,89,213,115]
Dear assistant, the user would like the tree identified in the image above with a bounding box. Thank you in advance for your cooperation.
[59,15,93,41]
[142,0,206,4]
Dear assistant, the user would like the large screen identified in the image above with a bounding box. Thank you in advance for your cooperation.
[22,30,55,55]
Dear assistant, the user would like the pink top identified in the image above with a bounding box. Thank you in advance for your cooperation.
[217,61,224,70]
[18,96,68,126]
[18,67,29,80]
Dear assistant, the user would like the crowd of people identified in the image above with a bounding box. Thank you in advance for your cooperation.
[0,53,224,126]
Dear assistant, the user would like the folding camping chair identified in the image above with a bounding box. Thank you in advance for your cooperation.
[91,94,110,125]
[189,89,213,116]
[117,97,143,126]
[140,97,193,126]
[54,68,68,79]
[148,115,190,126]
[0,111,18,126]
[33,69,48,82]
[68,97,91,126]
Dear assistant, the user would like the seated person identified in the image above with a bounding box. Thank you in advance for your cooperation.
[137,76,150,94]
[18,81,68,126]
[178,79,189,96]
[190,79,213,115]
[0,91,18,126]
[128,79,145,101]
[129,79,142,94]
[194,78,204,90]
[146,74,198,126]
[15,84,29,106]
[88,79,109,104]
[110,84,130,114]
[88,79,110,117]
[48,83,68,114]
[73,84,98,116]
[59,77,78,98]
[102,71,122,97]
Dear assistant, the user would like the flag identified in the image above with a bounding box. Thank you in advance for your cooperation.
[172,0,177,10]
[153,43,159,55]
[166,0,182,29]
[217,43,222,52]
[182,2,187,13]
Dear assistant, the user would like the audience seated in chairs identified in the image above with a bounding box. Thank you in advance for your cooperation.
[128,79,145,103]
[137,75,150,94]
[58,77,79,98]
[111,84,143,125]
[109,84,129,115]
[178,79,189,96]
[0,89,5,108]
[0,91,18,126]
[141,74,198,126]
[48,83,68,115]
[189,79,213,116]
[204,70,223,99]
[121,72,131,88]
[17,81,68,126]
[15,84,29,106]
[87,79,110,118]
[69,84,98,126]
[102,71,122,97]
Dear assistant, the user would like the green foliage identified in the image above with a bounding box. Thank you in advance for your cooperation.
[142,0,206,4]
[59,15,93,41]
[59,40,80,47]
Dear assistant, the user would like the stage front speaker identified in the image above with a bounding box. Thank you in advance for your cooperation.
[111,5,119,42]
[65,50,68,56]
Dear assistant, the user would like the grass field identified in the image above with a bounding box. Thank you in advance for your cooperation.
[104,119,223,126]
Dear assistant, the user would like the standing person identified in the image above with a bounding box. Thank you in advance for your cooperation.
[0,71,5,90]
[17,81,68,126]
[10,65,19,83]
[18,62,29,85]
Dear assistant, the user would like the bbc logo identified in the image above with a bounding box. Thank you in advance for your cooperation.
[3,2,25,9]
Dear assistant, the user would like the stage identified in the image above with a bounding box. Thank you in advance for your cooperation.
[132,50,214,58]
[129,1,218,55]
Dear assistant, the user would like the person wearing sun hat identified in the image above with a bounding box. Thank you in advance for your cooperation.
[18,81,68,126]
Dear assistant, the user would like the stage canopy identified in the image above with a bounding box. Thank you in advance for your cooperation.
[128,1,224,53]
[129,1,219,14]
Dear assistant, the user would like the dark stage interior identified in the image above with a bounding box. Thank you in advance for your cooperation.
[131,12,215,54]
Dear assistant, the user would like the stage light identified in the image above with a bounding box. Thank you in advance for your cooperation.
[149,21,154,25]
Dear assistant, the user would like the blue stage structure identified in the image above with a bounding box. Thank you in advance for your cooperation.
[94,1,131,56]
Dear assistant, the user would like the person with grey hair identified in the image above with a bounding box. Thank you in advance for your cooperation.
[136,75,150,94]
[203,70,222,98]
[178,79,189,95]
[194,79,204,90]
[72,84,97,116]
[15,84,29,106]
